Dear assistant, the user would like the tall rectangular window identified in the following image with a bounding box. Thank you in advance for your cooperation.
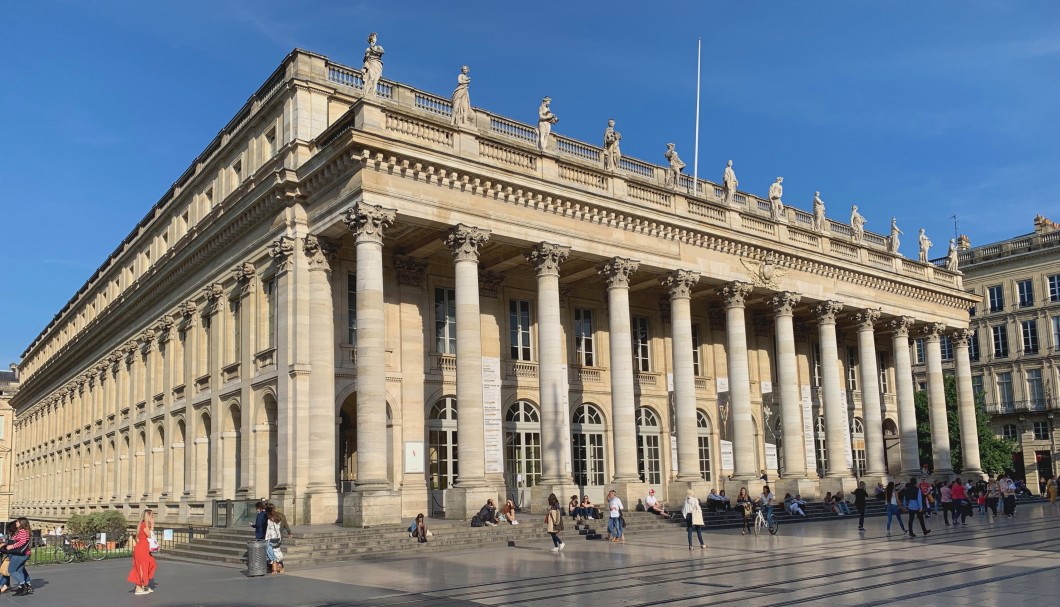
[811,342,822,387]
[574,308,595,366]
[992,325,1009,359]
[1049,275,1060,303]
[1017,279,1035,308]
[509,300,532,361]
[632,316,651,372]
[230,300,241,363]
[265,278,276,349]
[1027,368,1044,406]
[987,285,1005,312]
[1053,316,1060,352]
[913,338,925,364]
[846,346,858,391]
[877,352,889,393]
[1033,422,1049,441]
[347,273,357,346]
[969,330,980,361]
[997,372,1014,406]
[1021,319,1039,354]
[691,325,702,377]
[434,288,456,354]
[0,416,5,440]
[940,334,953,361]
[971,375,984,398]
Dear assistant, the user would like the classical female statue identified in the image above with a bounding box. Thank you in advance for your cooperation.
[918,229,932,263]
[723,160,739,204]
[768,177,784,220]
[537,97,558,151]
[362,32,384,97]
[850,205,866,243]
[888,217,903,254]
[451,65,472,125]
[602,119,622,171]
[946,239,959,271]
[812,192,826,232]
[664,143,686,189]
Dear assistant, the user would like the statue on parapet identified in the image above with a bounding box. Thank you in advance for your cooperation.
[888,217,903,255]
[451,65,473,126]
[362,32,384,97]
[603,119,622,171]
[918,228,932,263]
[537,97,558,152]
[664,143,685,190]
[850,205,866,243]
[768,177,785,220]
[812,192,826,232]
[723,160,739,204]
[946,239,959,271]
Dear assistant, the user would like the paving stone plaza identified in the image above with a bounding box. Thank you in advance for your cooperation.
[10,503,1057,606]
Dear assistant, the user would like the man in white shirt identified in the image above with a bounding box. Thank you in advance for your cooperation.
[607,490,624,542]
[644,489,666,516]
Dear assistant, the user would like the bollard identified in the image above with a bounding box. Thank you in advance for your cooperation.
[246,540,269,577]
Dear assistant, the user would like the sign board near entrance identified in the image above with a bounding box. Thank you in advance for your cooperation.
[482,357,503,474]
[720,440,734,470]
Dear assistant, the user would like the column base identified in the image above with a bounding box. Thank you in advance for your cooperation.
[343,488,402,527]
[609,481,647,513]
[819,476,857,496]
[530,482,581,515]
[724,478,764,498]
[444,485,499,521]
[774,478,823,501]
[304,485,340,525]
[667,480,711,507]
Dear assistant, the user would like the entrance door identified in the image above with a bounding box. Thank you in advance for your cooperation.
[427,397,458,516]
[504,400,541,509]
[572,404,607,504]
[1036,450,1052,494]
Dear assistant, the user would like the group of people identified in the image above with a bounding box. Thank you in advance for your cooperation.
[251,501,292,575]
[0,518,34,596]
[472,499,520,527]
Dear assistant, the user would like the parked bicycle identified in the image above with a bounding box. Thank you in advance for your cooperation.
[753,504,779,536]
[51,535,106,564]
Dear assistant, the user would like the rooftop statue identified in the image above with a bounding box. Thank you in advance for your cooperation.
[812,192,826,232]
[850,205,866,243]
[918,229,932,263]
[664,143,685,190]
[362,32,384,97]
[723,160,739,204]
[888,217,903,255]
[451,65,473,126]
[602,119,622,171]
[946,239,959,272]
[768,177,785,220]
[537,97,558,151]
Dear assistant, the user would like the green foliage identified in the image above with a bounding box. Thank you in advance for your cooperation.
[65,511,129,543]
[913,374,1015,476]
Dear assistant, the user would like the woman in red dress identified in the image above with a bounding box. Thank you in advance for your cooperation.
[127,510,157,595]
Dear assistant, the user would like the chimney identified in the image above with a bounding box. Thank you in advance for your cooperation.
[7,364,16,382]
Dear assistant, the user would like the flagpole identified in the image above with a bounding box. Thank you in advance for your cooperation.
[692,38,702,196]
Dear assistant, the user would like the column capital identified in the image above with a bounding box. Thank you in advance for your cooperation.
[598,257,639,289]
[661,269,700,300]
[720,281,753,308]
[770,291,801,316]
[303,234,338,272]
[525,242,570,277]
[950,328,973,347]
[343,202,396,244]
[854,308,882,331]
[889,316,916,337]
[920,322,946,341]
[202,283,225,314]
[232,261,257,283]
[269,235,296,274]
[394,256,428,287]
[813,300,844,324]
[178,300,199,324]
[139,329,157,355]
[443,224,491,262]
[155,314,175,343]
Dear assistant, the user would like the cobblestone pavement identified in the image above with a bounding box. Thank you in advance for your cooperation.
[8,502,1058,606]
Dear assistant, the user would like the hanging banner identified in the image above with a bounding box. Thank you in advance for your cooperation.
[840,390,853,470]
[801,386,816,472]
[720,440,734,470]
[670,435,679,474]
[765,442,778,471]
[482,357,503,474]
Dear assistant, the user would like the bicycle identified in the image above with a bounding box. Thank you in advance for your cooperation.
[51,535,106,564]
[753,505,779,536]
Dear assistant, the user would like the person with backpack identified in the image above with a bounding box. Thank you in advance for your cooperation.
[904,479,931,538]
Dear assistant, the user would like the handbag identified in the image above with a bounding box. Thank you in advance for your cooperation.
[147,533,160,552]
[554,511,564,532]
[268,537,282,547]
[0,557,9,577]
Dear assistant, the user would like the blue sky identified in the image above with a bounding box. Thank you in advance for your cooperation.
[2,1,1059,366]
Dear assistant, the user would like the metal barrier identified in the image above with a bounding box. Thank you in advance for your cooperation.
[213,500,257,528]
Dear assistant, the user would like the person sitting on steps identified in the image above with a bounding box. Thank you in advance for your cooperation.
[645,489,667,516]
[477,499,499,526]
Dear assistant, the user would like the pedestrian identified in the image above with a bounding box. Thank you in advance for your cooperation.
[682,490,706,550]
[1047,478,1057,509]
[127,510,157,595]
[545,493,565,552]
[251,500,267,540]
[904,480,931,538]
[736,487,753,535]
[939,481,953,525]
[985,480,1000,518]
[0,519,32,596]
[1000,475,1017,517]
[884,481,907,536]
[607,489,625,543]
[950,478,969,526]
[853,481,868,532]
[264,505,286,574]
[265,502,293,538]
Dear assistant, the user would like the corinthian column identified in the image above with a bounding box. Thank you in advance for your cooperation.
[890,317,921,477]
[663,269,702,482]
[526,242,572,489]
[814,301,852,478]
[443,225,492,507]
[854,308,887,477]
[771,292,807,478]
[952,329,984,477]
[343,202,396,489]
[599,257,639,484]
[721,281,756,480]
[923,323,953,476]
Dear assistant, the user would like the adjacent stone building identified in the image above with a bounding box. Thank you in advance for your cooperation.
[11,47,980,527]
[0,365,18,521]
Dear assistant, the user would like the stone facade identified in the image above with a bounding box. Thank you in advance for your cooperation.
[0,366,17,521]
[914,216,1060,492]
[11,49,977,527]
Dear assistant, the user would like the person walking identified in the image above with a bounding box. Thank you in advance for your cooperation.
[1046,478,1057,509]
[682,490,706,550]
[606,489,625,543]
[950,478,969,526]
[736,487,753,535]
[884,481,907,536]
[1000,475,1017,517]
[904,480,931,538]
[852,481,868,532]
[264,505,285,574]
[0,518,33,596]
[251,501,267,540]
[127,510,157,595]
[939,481,953,525]
[545,493,565,552]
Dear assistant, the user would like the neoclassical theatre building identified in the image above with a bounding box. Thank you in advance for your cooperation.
[12,47,981,527]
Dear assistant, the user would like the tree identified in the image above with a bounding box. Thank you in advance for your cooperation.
[913,374,1015,476]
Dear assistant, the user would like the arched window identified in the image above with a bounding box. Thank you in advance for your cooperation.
[851,418,866,477]
[697,410,712,482]
[428,397,458,491]
[815,416,827,477]
[572,404,606,493]
[636,407,662,485]
[505,400,541,493]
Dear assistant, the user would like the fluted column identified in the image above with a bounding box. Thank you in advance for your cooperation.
[344,203,396,488]
[722,281,756,479]
[814,301,851,478]
[600,258,639,483]
[890,317,921,477]
[952,329,983,476]
[526,242,572,485]
[854,309,887,477]
[923,323,953,475]
[772,292,807,478]
[445,224,491,487]
[663,270,702,481]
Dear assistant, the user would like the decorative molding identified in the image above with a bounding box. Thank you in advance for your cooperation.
[770,292,801,316]
[813,300,844,324]
[479,271,503,298]
[343,202,396,245]
[950,328,972,347]
[443,224,491,262]
[525,242,570,277]
[303,234,338,271]
[394,256,428,288]
[889,316,916,338]
[854,308,882,331]
[269,236,296,274]
[921,322,946,340]
[598,257,639,290]
[661,269,700,300]
[740,252,787,290]
[720,281,753,309]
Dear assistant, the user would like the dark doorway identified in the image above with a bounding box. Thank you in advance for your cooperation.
[1010,451,1026,483]
[1035,450,1052,494]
